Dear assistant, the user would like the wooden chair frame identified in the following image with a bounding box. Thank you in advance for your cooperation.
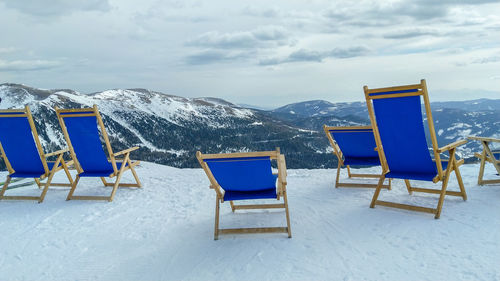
[364,79,467,219]
[196,148,291,240]
[323,125,391,189]
[469,136,500,185]
[55,105,141,202]
[0,106,74,203]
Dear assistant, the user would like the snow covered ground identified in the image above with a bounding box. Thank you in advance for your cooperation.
[0,162,499,281]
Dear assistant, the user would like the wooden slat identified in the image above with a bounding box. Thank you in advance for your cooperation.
[368,92,422,100]
[102,182,141,187]
[48,183,73,187]
[219,227,288,235]
[45,148,69,157]
[113,147,139,156]
[436,139,468,153]
[366,83,422,94]
[69,195,111,201]
[199,151,278,160]
[324,125,372,131]
[0,114,29,118]
[468,136,500,143]
[337,183,390,189]
[479,179,500,185]
[1,196,41,201]
[58,113,97,118]
[233,203,285,210]
[375,200,437,214]
[410,187,464,197]
[349,173,382,178]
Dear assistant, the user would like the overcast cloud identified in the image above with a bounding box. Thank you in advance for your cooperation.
[0,0,499,106]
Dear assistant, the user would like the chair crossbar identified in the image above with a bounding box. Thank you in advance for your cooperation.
[375,200,437,214]
[409,187,464,197]
[232,203,285,210]
[219,227,289,235]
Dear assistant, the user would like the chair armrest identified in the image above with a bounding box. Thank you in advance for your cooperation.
[468,136,500,143]
[45,148,69,157]
[437,139,467,153]
[113,146,139,157]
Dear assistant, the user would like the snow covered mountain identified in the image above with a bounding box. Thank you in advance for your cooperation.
[0,83,496,168]
[0,83,351,168]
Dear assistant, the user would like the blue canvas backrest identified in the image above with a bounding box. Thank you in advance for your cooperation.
[204,156,277,192]
[60,111,113,173]
[369,89,437,175]
[330,129,378,158]
[0,112,45,174]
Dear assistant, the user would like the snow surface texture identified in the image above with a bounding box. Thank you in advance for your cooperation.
[0,162,499,281]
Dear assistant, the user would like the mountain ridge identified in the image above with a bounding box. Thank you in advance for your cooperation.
[0,83,497,168]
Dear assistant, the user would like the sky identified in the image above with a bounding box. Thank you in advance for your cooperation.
[0,0,499,107]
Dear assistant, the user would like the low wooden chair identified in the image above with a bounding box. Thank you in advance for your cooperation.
[0,106,73,203]
[364,79,467,219]
[197,148,291,240]
[55,105,141,202]
[468,136,500,185]
[323,125,391,189]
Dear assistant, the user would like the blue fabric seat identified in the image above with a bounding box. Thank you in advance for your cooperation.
[204,157,278,200]
[329,128,379,167]
[224,187,277,201]
[62,114,126,176]
[343,156,381,166]
[386,161,448,181]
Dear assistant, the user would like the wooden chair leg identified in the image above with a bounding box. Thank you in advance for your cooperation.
[67,175,80,200]
[404,179,412,194]
[435,149,456,219]
[453,162,467,201]
[108,153,129,202]
[230,201,235,212]
[34,178,43,189]
[335,162,342,188]
[128,158,142,188]
[39,155,64,203]
[370,176,386,208]
[0,176,11,198]
[214,196,220,240]
[347,165,352,178]
[477,148,486,186]
[388,178,392,190]
[283,190,292,238]
[100,177,108,186]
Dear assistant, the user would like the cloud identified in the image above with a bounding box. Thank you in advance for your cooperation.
[185,26,290,49]
[259,46,370,65]
[383,28,442,39]
[0,47,16,53]
[241,6,281,18]
[185,50,255,65]
[472,56,500,64]
[0,0,110,17]
[0,59,61,71]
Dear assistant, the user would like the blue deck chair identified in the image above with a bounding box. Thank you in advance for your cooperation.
[55,105,141,202]
[197,148,291,240]
[0,106,73,203]
[364,79,467,219]
[468,136,500,185]
[323,125,391,189]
